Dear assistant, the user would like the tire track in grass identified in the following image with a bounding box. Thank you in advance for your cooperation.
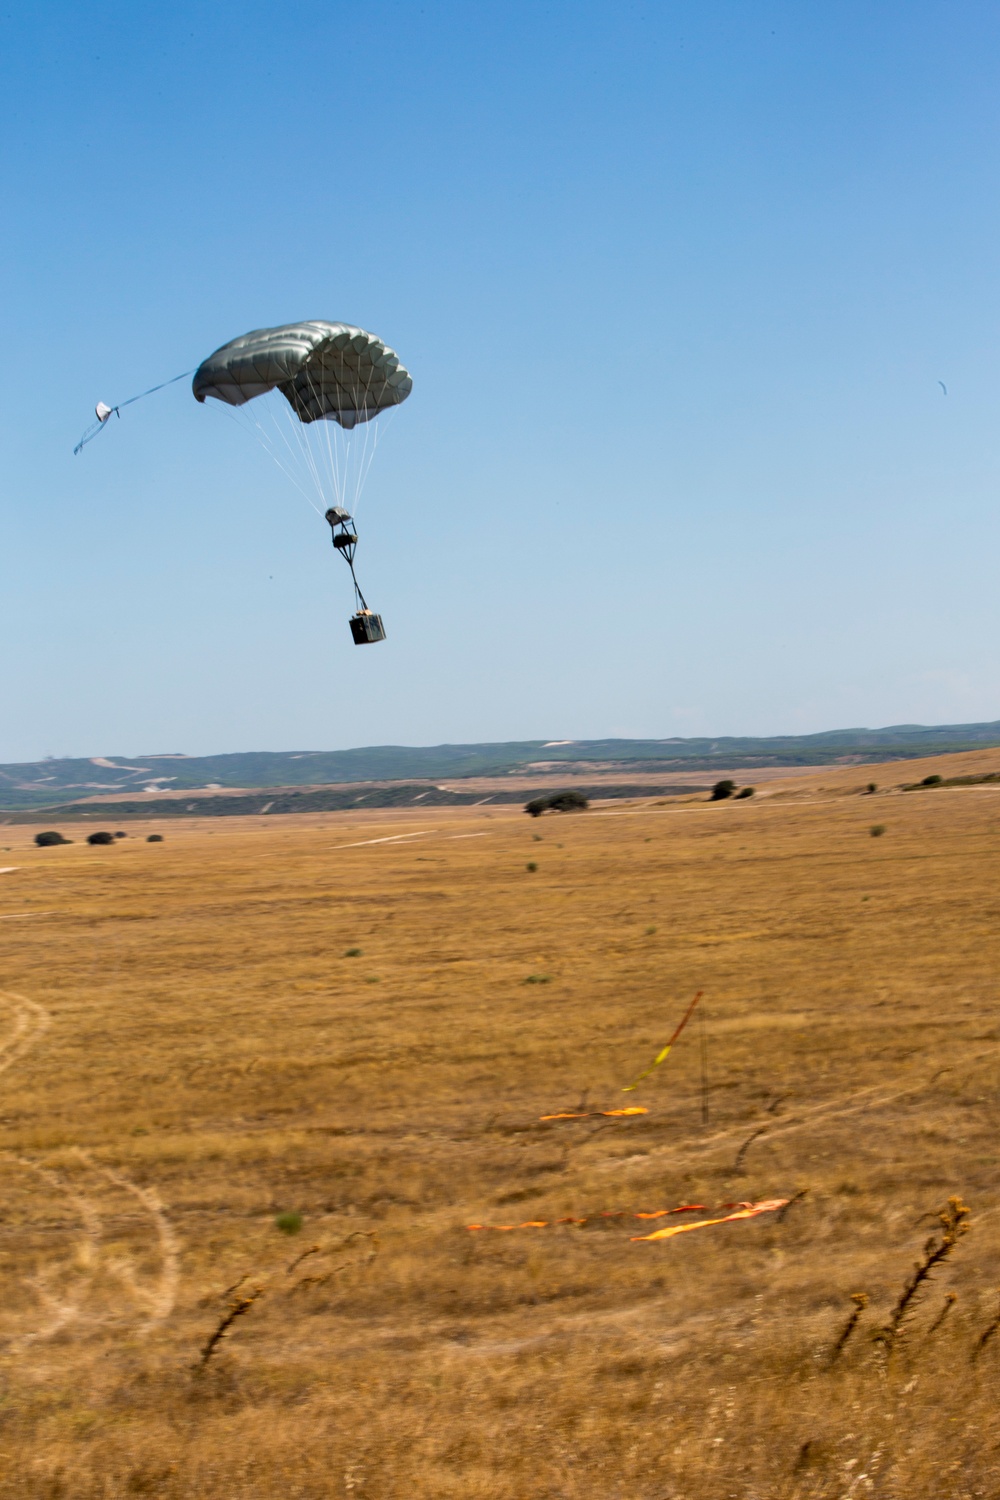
[0,990,50,1079]
[0,989,180,1345]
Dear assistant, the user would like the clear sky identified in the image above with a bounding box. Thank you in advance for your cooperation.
[2,1,998,762]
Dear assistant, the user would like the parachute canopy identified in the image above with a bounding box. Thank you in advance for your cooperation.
[192,321,413,430]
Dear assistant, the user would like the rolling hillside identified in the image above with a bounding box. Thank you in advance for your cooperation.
[2,718,1000,810]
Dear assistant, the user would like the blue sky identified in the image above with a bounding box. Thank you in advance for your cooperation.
[2,1,999,761]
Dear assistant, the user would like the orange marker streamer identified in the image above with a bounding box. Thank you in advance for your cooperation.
[466,1203,707,1233]
[630,1198,788,1242]
[539,1106,648,1122]
[622,990,704,1092]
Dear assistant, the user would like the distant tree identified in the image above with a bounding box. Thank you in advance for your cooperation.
[524,790,589,816]
[547,790,589,813]
[146,834,164,843]
[710,780,737,801]
[86,831,115,846]
[114,831,127,838]
[735,786,755,799]
[921,774,943,786]
[866,783,878,794]
[35,830,70,847]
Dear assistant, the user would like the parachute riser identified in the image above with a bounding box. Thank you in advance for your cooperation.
[325,507,370,615]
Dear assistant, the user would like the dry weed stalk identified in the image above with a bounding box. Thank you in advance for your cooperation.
[877,1196,970,1350]
[198,1285,264,1369]
[289,1230,380,1291]
[732,1127,767,1173]
[971,1296,1000,1361]
[926,1291,957,1339]
[830,1293,868,1364]
[776,1187,808,1223]
[285,1243,324,1275]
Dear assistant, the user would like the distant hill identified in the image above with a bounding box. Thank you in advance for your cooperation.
[2,719,1000,812]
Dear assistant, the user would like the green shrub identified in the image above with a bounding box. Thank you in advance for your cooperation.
[526,861,538,872]
[866,783,878,794]
[523,974,551,984]
[34,831,70,847]
[922,774,943,786]
[344,947,363,958]
[710,780,736,801]
[870,824,886,838]
[86,831,115,846]
[275,1211,303,1235]
[147,834,164,843]
[736,786,755,799]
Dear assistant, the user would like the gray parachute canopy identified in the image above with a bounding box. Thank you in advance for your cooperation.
[192,321,412,429]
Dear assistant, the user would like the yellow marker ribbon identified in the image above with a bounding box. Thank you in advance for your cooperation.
[622,989,703,1091]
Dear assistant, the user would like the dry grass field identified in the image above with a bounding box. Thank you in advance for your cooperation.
[1,751,1000,1497]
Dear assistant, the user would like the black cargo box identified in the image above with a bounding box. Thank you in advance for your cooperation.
[350,612,387,645]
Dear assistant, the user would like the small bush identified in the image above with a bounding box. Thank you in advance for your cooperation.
[710,780,736,801]
[274,1211,303,1235]
[34,831,70,847]
[866,782,878,794]
[526,861,538,872]
[113,831,127,839]
[86,831,115,846]
[870,824,886,838]
[146,834,164,843]
[344,947,363,958]
[523,974,551,984]
[922,774,943,786]
[736,786,755,799]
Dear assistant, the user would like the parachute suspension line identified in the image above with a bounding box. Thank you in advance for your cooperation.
[277,396,329,512]
[216,400,323,517]
[315,367,340,505]
[353,408,395,517]
[73,368,196,454]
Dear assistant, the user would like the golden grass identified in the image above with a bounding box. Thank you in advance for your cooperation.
[1,755,1000,1495]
